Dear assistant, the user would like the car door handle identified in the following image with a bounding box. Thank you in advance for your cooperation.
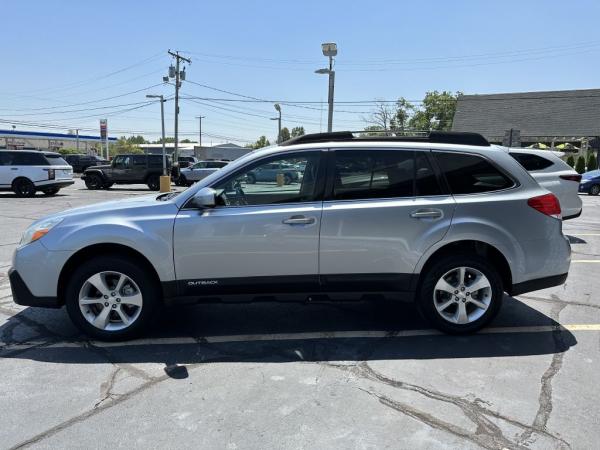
[282,215,316,225]
[11,168,18,170]
[410,209,443,219]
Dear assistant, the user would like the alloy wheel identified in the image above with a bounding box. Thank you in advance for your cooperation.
[433,266,492,325]
[78,271,143,331]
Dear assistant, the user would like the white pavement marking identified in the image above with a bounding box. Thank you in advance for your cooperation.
[571,260,600,263]
[2,324,600,351]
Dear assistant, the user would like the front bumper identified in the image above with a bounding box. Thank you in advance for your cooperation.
[8,268,61,308]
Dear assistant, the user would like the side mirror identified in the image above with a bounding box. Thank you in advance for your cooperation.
[192,187,216,208]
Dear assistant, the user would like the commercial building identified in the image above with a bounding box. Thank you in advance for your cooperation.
[139,142,252,161]
[0,129,116,153]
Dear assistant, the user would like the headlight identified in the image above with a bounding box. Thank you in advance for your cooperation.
[20,217,63,247]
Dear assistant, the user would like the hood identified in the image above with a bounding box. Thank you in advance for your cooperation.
[86,164,111,170]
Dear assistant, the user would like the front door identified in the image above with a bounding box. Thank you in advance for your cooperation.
[319,148,455,292]
[111,155,133,181]
[173,150,325,297]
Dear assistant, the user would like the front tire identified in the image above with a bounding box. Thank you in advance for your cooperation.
[12,178,36,197]
[84,173,103,190]
[417,254,503,334]
[42,187,60,196]
[589,184,600,196]
[65,256,161,341]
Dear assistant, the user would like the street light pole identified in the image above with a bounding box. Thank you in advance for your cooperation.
[195,115,205,149]
[315,43,337,133]
[146,95,167,176]
[75,129,80,153]
[271,104,282,143]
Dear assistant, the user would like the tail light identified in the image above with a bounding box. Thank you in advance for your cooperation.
[528,193,561,219]
[47,168,55,180]
[560,174,582,182]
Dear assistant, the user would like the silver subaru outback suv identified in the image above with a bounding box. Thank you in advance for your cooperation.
[9,132,571,340]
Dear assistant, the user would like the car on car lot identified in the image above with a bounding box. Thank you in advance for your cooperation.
[81,153,171,191]
[245,161,300,185]
[178,156,198,168]
[507,148,583,219]
[0,150,74,197]
[177,160,229,186]
[579,169,600,195]
[64,154,109,173]
[9,131,571,340]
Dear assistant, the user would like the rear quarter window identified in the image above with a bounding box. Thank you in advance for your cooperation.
[44,154,69,166]
[11,152,49,166]
[434,152,514,194]
[510,153,554,171]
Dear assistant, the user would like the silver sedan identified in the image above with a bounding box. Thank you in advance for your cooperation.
[177,160,229,186]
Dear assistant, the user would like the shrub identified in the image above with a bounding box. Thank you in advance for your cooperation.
[566,155,575,168]
[587,152,597,171]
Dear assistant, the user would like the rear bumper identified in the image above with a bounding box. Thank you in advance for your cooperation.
[563,209,582,220]
[8,268,61,308]
[35,180,74,189]
[508,272,568,296]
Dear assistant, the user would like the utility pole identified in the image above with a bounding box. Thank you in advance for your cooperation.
[195,115,205,150]
[271,104,282,143]
[75,129,80,153]
[146,95,167,176]
[166,50,191,174]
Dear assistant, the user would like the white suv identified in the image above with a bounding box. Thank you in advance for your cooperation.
[0,150,74,197]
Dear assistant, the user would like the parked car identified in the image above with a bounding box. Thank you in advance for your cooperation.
[177,160,229,186]
[0,150,74,197]
[507,149,583,220]
[246,162,300,185]
[81,154,171,191]
[64,154,109,173]
[9,131,571,340]
[579,169,600,195]
[178,156,198,168]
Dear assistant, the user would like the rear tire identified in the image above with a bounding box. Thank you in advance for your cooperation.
[589,184,600,196]
[417,254,503,334]
[12,178,36,197]
[42,187,60,196]
[65,256,161,341]
[85,173,103,190]
[147,175,160,191]
[177,175,188,187]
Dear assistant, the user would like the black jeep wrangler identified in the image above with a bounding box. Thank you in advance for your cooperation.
[81,154,171,191]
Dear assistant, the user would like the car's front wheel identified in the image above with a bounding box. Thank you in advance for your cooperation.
[417,254,503,334]
[65,256,161,340]
[589,184,600,196]
[147,175,160,191]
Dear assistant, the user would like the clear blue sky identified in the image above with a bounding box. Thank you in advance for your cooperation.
[3,0,600,144]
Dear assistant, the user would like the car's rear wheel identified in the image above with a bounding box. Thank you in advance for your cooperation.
[147,175,160,191]
[42,187,60,196]
[417,254,503,334]
[84,173,103,190]
[12,178,36,197]
[177,175,188,187]
[283,174,293,185]
[589,184,600,196]
[65,256,161,341]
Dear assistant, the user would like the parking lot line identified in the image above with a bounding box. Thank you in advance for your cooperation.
[571,260,600,263]
[2,324,600,351]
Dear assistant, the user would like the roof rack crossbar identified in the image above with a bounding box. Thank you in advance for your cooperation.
[280,130,490,147]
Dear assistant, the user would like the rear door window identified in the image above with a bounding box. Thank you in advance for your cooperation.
[509,152,554,171]
[333,150,414,200]
[434,152,514,194]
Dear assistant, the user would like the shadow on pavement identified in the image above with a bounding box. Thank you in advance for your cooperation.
[0,296,576,366]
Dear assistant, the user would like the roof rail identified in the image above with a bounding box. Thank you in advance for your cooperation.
[280,130,490,147]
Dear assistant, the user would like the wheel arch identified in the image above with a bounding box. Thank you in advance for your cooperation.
[57,243,163,306]
[414,240,513,294]
[11,176,34,188]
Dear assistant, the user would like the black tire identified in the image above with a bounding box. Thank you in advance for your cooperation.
[246,174,256,184]
[65,256,162,341]
[42,187,60,196]
[85,173,103,190]
[177,175,188,187]
[283,173,293,185]
[102,183,114,190]
[589,184,600,196]
[147,175,160,191]
[417,254,503,334]
[12,178,36,197]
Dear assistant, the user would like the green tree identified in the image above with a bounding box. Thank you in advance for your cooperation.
[110,137,144,156]
[408,91,461,131]
[360,125,385,136]
[575,155,586,174]
[291,126,305,138]
[390,97,414,133]
[587,152,597,171]
[57,147,83,155]
[279,127,291,142]
[154,137,176,144]
[566,155,575,168]
[249,136,270,149]
[181,139,197,143]
[125,135,146,145]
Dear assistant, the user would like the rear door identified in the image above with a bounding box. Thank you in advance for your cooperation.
[0,152,16,187]
[319,148,455,292]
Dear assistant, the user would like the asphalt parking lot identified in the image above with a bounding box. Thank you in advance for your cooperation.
[1,180,599,449]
